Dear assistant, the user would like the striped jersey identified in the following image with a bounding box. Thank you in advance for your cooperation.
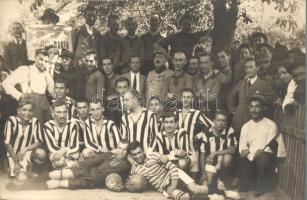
[130,152,179,192]
[199,127,238,165]
[121,108,158,151]
[74,118,87,150]
[4,116,41,154]
[51,96,76,120]
[43,120,79,154]
[84,118,121,152]
[156,128,189,155]
[175,109,214,152]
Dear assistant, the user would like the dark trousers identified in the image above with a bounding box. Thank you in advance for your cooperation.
[239,152,275,192]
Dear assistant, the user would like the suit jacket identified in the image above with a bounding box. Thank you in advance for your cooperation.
[122,71,146,96]
[3,39,28,71]
[227,77,275,133]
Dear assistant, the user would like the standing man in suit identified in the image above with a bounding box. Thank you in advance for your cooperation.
[71,4,100,67]
[3,22,28,72]
[227,58,275,133]
[123,55,146,97]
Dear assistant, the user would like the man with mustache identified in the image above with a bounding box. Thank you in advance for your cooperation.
[238,93,282,196]
[43,100,80,169]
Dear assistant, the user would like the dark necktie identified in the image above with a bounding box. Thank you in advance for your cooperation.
[133,74,137,89]
[247,79,252,87]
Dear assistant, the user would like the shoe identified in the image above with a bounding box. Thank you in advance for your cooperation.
[217,179,227,191]
[254,189,264,197]
[224,190,241,199]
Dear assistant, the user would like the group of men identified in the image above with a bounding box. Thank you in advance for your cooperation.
[0,3,304,200]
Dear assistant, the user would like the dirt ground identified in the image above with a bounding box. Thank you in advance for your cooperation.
[0,174,285,200]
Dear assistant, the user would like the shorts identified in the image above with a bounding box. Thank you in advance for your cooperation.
[188,151,199,172]
[8,151,32,177]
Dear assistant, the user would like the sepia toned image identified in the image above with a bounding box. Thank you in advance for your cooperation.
[0,0,305,200]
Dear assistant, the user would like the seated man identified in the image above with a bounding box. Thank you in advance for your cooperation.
[6,141,131,191]
[43,100,80,169]
[4,98,47,178]
[83,100,122,156]
[198,111,237,190]
[238,93,283,196]
[51,78,76,120]
[127,141,209,200]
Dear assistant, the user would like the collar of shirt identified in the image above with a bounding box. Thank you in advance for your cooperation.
[247,75,258,85]
[203,71,214,80]
[161,129,180,137]
[106,31,120,39]
[126,34,137,40]
[14,38,23,45]
[16,116,32,125]
[30,64,46,74]
[89,117,108,126]
[149,29,161,36]
[49,119,71,127]
[85,24,94,35]
[86,66,98,75]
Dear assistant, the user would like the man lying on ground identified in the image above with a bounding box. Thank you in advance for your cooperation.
[126,141,209,200]
[6,141,131,191]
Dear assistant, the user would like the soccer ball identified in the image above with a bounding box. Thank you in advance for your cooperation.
[125,174,148,192]
[105,173,125,192]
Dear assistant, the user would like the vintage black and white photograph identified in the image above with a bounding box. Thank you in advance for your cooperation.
[0,0,305,199]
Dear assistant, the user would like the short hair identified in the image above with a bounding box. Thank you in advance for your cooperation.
[45,45,57,51]
[286,58,306,74]
[115,77,130,87]
[108,14,119,23]
[214,110,228,119]
[85,50,97,60]
[51,100,67,110]
[149,11,161,20]
[181,88,195,97]
[101,56,113,64]
[217,48,231,56]
[75,96,89,106]
[243,58,256,66]
[238,43,252,54]
[89,99,104,108]
[150,95,162,104]
[126,89,140,99]
[17,98,34,109]
[173,51,187,61]
[198,52,213,61]
[189,56,199,63]
[35,48,48,57]
[127,141,143,154]
[83,4,96,17]
[54,78,68,88]
[129,55,141,63]
[162,112,178,122]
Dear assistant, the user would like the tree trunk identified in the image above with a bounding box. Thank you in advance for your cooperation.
[211,0,239,54]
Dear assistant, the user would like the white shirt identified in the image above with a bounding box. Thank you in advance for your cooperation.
[239,117,277,161]
[282,79,297,110]
[247,75,258,86]
[2,65,55,100]
[131,72,140,92]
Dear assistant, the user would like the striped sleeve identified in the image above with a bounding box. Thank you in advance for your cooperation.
[198,132,208,153]
[149,113,158,149]
[156,136,164,154]
[44,123,60,153]
[68,122,79,154]
[33,119,42,143]
[178,130,189,153]
[120,115,128,140]
[198,112,214,130]
[84,123,100,152]
[4,117,14,145]
[109,121,121,148]
[227,128,238,148]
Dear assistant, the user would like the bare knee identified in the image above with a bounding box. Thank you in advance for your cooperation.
[33,148,48,163]
[222,154,233,168]
[178,158,191,171]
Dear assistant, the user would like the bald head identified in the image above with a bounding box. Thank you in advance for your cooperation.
[173,52,187,72]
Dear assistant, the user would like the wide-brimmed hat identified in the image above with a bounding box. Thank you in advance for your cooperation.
[40,8,59,24]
